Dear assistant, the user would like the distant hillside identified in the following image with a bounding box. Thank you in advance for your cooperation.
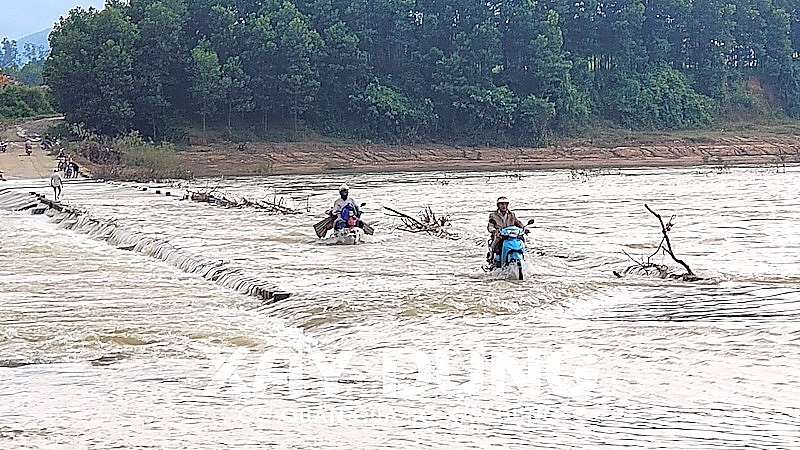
[17,29,50,50]
[14,29,51,64]
[0,0,105,41]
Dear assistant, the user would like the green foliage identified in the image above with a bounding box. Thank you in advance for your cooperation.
[349,82,436,142]
[45,3,138,136]
[3,60,46,85]
[784,61,800,118]
[128,0,189,141]
[598,66,714,129]
[451,86,555,145]
[36,0,800,144]
[517,95,558,142]
[189,39,227,131]
[115,131,182,179]
[45,122,73,140]
[718,83,765,119]
[455,86,517,142]
[0,84,54,119]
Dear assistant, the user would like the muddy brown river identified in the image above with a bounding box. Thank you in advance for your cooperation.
[1,165,799,448]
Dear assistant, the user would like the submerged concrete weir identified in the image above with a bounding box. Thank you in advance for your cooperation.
[0,188,291,303]
[0,188,40,211]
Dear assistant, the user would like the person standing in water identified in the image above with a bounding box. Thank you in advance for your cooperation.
[50,169,63,201]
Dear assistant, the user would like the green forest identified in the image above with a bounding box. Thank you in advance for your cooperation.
[0,38,51,120]
[39,0,800,145]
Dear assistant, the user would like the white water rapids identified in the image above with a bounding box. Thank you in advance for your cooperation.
[1,165,799,448]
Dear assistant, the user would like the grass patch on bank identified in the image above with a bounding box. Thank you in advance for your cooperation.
[116,132,187,180]
[120,137,178,169]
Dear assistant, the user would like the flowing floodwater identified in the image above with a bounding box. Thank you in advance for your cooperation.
[1,165,799,449]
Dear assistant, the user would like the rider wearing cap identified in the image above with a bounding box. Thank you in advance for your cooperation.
[487,196,527,264]
[333,183,362,230]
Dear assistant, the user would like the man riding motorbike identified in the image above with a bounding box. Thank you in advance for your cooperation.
[332,184,363,230]
[487,196,528,266]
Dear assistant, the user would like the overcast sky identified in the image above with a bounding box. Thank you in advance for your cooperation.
[1,0,105,40]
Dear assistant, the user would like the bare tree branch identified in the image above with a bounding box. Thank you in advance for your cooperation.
[644,204,694,276]
[616,205,701,281]
[384,206,459,239]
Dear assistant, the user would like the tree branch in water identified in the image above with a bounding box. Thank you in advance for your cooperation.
[613,204,701,281]
[384,206,459,240]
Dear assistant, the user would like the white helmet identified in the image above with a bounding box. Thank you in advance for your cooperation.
[339,183,349,192]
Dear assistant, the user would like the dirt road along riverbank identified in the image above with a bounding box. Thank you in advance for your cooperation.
[0,118,63,180]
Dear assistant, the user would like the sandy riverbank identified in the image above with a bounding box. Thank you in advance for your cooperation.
[175,136,800,177]
[3,117,799,180]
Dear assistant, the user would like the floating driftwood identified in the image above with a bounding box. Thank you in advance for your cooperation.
[570,168,621,182]
[614,204,702,281]
[384,205,459,240]
[183,189,302,214]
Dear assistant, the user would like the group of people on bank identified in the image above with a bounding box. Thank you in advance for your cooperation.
[57,149,80,178]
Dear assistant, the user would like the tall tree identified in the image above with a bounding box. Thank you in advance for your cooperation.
[221,56,254,128]
[756,0,800,115]
[273,10,323,131]
[45,3,138,135]
[641,0,692,67]
[129,0,189,140]
[238,11,279,131]
[189,39,227,131]
[499,2,584,133]
[309,20,371,133]
[0,38,17,67]
[684,0,738,99]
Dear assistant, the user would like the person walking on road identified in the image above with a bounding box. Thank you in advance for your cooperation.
[50,169,63,201]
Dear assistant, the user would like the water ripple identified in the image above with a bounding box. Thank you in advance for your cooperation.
[1,167,799,448]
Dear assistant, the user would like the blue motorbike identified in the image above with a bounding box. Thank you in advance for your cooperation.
[313,202,375,244]
[486,219,535,280]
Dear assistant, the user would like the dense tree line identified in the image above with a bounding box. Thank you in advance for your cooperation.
[43,0,800,145]
[0,84,54,120]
